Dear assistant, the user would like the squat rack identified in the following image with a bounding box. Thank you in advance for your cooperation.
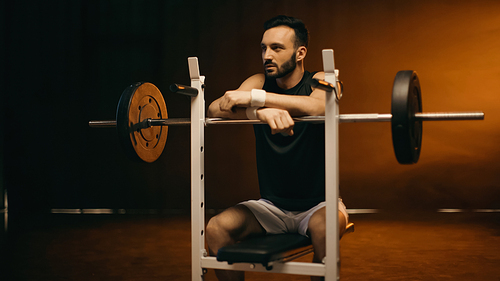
[188,49,341,280]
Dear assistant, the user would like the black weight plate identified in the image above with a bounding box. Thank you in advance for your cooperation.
[116,82,168,163]
[391,71,422,164]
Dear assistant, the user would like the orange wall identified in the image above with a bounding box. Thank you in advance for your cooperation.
[182,0,500,210]
[6,1,498,213]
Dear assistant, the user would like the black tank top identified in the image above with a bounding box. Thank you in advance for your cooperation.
[254,71,325,211]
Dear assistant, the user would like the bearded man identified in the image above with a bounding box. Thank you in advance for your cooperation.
[206,15,349,281]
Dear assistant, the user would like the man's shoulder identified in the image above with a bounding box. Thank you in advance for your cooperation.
[248,73,266,81]
[238,73,266,90]
[302,71,324,86]
[309,71,325,79]
[252,73,266,79]
[311,71,324,79]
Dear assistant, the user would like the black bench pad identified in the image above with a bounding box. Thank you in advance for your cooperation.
[216,234,312,266]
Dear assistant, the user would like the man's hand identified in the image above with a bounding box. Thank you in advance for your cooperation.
[257,108,295,136]
[219,90,252,112]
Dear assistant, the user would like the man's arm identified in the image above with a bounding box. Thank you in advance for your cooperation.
[207,74,265,119]
[207,72,327,135]
[259,72,326,116]
[212,72,327,117]
[207,74,294,135]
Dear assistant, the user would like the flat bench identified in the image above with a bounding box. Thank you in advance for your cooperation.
[217,223,355,270]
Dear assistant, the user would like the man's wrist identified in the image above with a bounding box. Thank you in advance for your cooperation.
[250,89,266,107]
[245,107,260,120]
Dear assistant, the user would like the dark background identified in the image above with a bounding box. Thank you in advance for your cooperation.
[1,0,499,220]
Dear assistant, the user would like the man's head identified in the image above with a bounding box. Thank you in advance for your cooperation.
[261,16,308,79]
[264,15,309,49]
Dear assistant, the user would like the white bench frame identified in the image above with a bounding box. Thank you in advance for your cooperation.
[188,49,340,280]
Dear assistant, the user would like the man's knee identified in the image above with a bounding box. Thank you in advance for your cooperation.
[308,208,326,238]
[307,208,347,238]
[205,216,222,240]
[206,211,239,256]
[206,211,237,241]
[206,205,263,243]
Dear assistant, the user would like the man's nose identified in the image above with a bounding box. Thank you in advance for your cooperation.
[263,48,272,60]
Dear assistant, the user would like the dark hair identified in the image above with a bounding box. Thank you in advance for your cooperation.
[264,15,309,48]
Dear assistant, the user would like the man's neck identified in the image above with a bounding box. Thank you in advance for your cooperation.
[275,65,305,90]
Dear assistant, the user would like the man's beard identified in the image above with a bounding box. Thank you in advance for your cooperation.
[264,53,297,79]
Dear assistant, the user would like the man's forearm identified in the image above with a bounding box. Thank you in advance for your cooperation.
[263,92,325,116]
[212,90,325,117]
[207,98,248,119]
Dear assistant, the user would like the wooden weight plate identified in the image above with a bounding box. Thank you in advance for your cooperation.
[116,82,168,163]
[391,71,422,164]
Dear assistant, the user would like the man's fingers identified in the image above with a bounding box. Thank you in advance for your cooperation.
[219,91,252,112]
[268,111,294,136]
[255,108,295,135]
[282,115,295,136]
[219,96,231,112]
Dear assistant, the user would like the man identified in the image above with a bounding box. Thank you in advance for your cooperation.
[206,15,349,281]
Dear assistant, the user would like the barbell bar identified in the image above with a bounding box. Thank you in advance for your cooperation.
[89,71,484,164]
[89,112,484,128]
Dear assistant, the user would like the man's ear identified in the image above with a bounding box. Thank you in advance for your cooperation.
[296,46,307,62]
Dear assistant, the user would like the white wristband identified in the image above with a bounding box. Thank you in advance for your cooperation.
[250,89,266,107]
[246,107,259,120]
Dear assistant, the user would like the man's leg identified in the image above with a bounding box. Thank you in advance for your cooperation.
[206,204,266,281]
[307,207,347,281]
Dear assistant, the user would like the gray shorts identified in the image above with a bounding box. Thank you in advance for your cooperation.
[239,198,348,237]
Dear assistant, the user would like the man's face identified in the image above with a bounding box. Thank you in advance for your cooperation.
[261,26,297,78]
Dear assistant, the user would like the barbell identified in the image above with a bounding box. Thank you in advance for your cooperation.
[89,70,484,164]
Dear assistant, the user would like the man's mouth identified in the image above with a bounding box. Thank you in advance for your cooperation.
[264,62,277,69]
